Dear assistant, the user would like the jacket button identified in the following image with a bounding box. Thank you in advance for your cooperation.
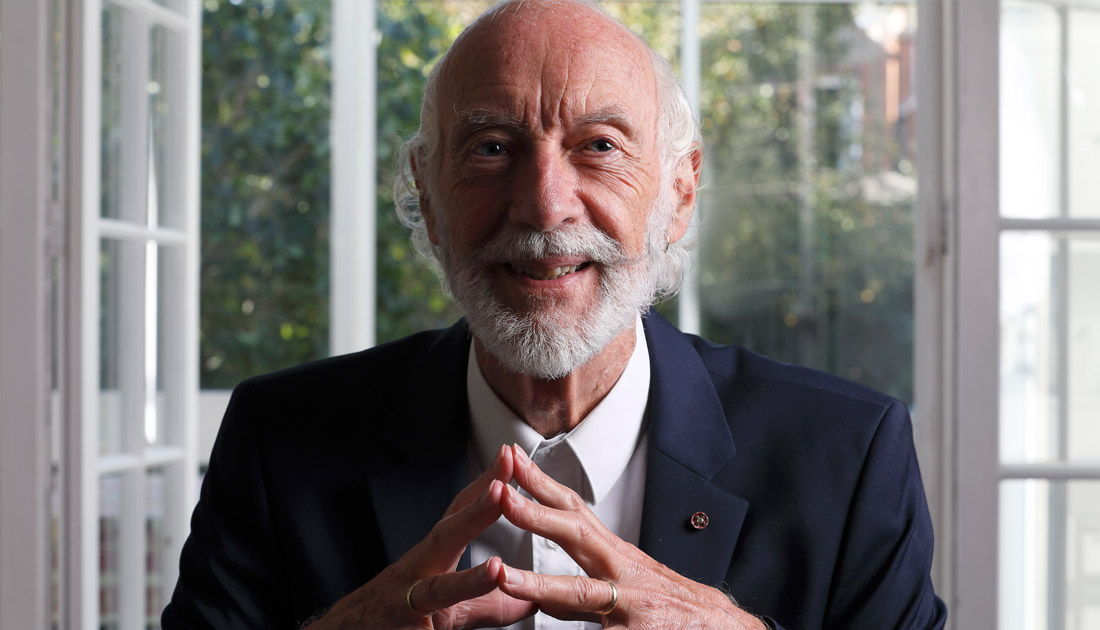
[690,511,709,530]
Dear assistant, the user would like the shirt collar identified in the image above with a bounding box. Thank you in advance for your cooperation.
[467,316,651,505]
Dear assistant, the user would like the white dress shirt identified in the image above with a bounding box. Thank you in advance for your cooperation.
[467,317,651,630]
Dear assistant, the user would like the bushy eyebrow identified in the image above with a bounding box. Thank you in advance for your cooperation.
[452,106,638,141]
[453,109,525,139]
[574,106,634,132]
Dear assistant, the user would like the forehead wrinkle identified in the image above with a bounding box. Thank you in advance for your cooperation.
[575,106,634,130]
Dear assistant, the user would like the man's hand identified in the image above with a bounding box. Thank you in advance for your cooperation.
[494,445,767,629]
[310,445,536,629]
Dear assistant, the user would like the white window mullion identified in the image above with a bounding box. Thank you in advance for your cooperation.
[914,0,951,601]
[330,0,377,355]
[176,0,203,548]
[99,218,188,245]
[677,0,701,335]
[116,9,153,630]
[78,1,105,625]
[1000,217,1100,231]
[952,0,1001,626]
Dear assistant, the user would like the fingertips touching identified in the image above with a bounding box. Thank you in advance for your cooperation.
[494,443,516,483]
[444,446,512,518]
[499,482,530,516]
[510,443,571,508]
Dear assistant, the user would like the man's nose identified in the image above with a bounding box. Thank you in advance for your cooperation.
[507,147,583,231]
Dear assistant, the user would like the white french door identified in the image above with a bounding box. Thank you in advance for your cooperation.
[78,1,201,628]
[953,1,1100,628]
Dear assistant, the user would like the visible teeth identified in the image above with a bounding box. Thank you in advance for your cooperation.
[511,264,581,280]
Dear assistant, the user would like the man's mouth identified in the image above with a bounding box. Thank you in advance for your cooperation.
[507,262,591,281]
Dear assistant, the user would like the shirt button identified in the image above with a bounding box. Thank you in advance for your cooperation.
[543,537,560,550]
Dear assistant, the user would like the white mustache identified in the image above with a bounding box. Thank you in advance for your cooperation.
[468,224,633,266]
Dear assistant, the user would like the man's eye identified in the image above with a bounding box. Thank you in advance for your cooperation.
[474,142,506,157]
[587,139,616,153]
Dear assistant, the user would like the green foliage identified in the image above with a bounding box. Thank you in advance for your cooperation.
[200,0,332,388]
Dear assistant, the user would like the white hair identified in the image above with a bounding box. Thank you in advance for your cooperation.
[393,0,701,301]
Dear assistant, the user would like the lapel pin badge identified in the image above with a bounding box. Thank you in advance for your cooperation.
[690,511,709,530]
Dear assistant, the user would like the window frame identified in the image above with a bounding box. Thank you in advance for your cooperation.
[950,1,1100,627]
[0,0,54,626]
[70,0,202,627]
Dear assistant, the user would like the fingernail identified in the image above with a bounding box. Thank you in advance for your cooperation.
[506,484,524,506]
[513,443,529,462]
[502,564,523,586]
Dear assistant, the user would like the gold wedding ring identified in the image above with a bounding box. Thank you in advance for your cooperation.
[406,579,437,618]
[597,580,618,616]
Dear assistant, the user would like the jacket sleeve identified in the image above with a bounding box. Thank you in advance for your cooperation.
[162,380,292,629]
[824,401,947,629]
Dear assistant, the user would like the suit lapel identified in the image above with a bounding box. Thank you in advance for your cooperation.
[366,321,474,567]
[363,314,750,581]
[639,312,749,586]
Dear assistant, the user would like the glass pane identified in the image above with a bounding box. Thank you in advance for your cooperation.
[199,0,332,388]
[1000,0,1061,220]
[697,3,917,403]
[145,466,171,628]
[1000,480,1100,630]
[100,238,147,455]
[154,246,184,447]
[101,4,125,220]
[99,474,125,630]
[150,25,183,229]
[1000,233,1100,463]
[1068,11,1100,219]
[100,239,124,454]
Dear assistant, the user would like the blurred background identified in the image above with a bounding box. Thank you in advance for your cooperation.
[1,0,1098,628]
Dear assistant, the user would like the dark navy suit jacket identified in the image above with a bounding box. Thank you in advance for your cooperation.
[163,312,946,629]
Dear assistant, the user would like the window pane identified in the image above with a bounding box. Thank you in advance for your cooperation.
[150,25,184,229]
[99,474,125,630]
[155,246,184,447]
[199,0,332,388]
[101,4,125,221]
[1000,480,1100,630]
[145,466,171,628]
[1000,232,1100,463]
[697,3,916,403]
[100,238,144,456]
[1069,11,1100,219]
[1000,0,1061,220]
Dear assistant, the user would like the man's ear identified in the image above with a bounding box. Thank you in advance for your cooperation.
[411,153,441,246]
[667,144,702,243]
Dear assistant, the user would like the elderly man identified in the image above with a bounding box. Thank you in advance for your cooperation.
[164,1,946,628]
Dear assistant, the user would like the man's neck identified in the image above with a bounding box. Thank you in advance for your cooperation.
[473,325,637,438]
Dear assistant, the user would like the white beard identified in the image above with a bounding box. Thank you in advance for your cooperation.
[436,195,674,380]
